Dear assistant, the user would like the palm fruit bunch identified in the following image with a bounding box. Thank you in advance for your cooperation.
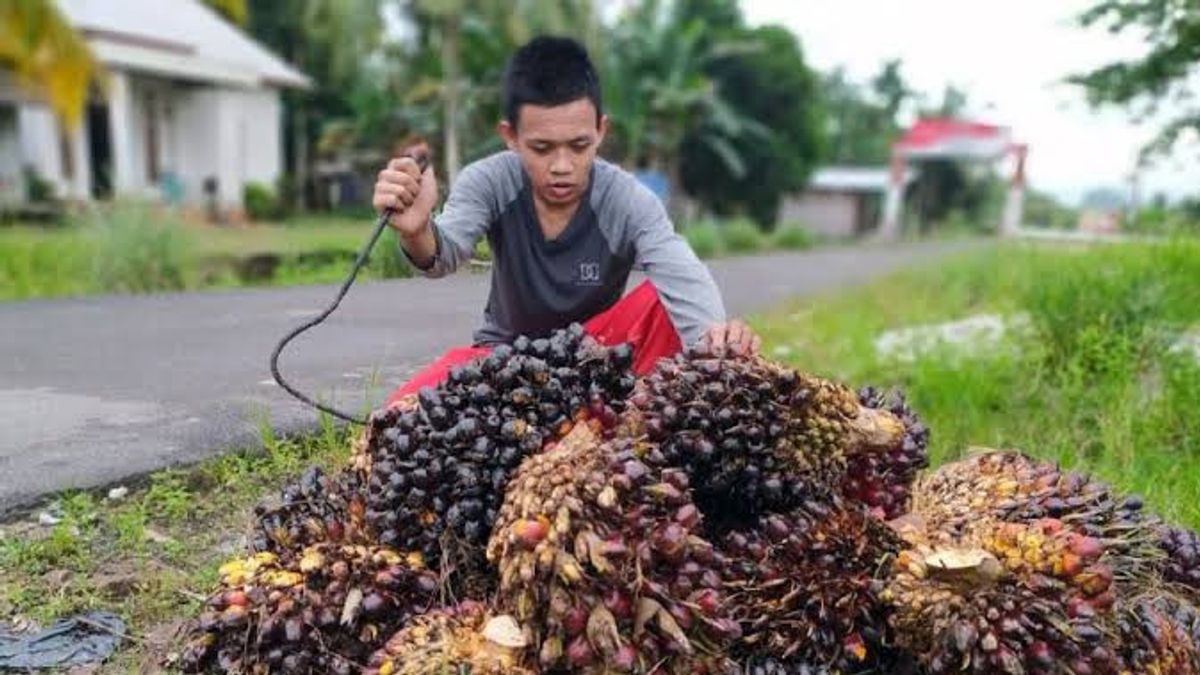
[846,386,930,520]
[718,498,903,673]
[365,602,535,675]
[487,423,740,674]
[1117,594,1200,674]
[626,349,904,527]
[362,323,636,561]
[884,517,1126,674]
[910,451,1155,565]
[251,465,369,555]
[1157,524,1200,592]
[179,544,439,674]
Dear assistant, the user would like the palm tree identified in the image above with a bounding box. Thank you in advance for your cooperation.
[0,0,100,128]
[201,0,248,26]
[602,0,766,211]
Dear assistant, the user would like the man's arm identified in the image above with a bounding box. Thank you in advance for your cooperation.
[373,158,495,278]
[624,185,727,347]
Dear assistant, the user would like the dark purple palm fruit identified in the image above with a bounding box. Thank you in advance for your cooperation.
[847,386,930,520]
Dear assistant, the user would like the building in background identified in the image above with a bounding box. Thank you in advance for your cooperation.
[0,0,309,216]
[778,166,917,238]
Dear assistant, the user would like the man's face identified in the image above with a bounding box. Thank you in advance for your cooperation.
[499,98,607,208]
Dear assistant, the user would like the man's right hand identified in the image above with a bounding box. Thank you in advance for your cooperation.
[373,156,438,237]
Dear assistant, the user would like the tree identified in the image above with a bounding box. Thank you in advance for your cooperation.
[0,0,99,128]
[819,68,895,164]
[600,0,763,214]
[1070,0,1200,158]
[680,24,823,227]
[246,0,386,207]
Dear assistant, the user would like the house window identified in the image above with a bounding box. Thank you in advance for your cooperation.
[144,92,159,182]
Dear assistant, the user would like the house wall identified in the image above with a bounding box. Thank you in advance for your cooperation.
[777,191,860,238]
[171,84,282,210]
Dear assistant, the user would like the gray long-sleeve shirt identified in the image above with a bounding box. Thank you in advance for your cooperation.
[407,151,725,346]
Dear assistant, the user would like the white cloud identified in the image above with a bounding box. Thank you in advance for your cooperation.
[742,0,1200,204]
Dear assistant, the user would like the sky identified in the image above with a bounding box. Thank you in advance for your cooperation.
[741,0,1200,206]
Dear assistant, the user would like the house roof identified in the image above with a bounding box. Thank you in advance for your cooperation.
[809,166,917,194]
[55,0,310,90]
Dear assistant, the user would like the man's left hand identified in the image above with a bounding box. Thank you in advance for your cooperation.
[700,319,761,356]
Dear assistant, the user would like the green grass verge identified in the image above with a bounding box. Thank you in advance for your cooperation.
[752,239,1200,529]
[0,209,413,301]
[0,415,359,672]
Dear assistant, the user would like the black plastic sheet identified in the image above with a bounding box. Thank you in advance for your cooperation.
[0,611,125,670]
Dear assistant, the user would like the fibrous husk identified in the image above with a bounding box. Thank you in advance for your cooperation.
[720,497,903,672]
[487,423,739,673]
[847,386,930,520]
[179,544,438,674]
[364,602,536,675]
[251,465,370,556]
[884,517,1125,674]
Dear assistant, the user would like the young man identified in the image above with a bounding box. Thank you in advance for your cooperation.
[373,36,759,404]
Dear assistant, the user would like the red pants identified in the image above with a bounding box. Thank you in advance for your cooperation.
[384,280,682,407]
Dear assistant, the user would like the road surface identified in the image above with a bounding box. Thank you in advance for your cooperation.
[0,240,976,512]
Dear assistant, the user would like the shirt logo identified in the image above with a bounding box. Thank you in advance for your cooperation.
[577,261,601,285]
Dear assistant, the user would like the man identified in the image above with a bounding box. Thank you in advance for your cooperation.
[373,36,759,404]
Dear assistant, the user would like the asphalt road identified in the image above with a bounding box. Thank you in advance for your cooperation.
[0,240,976,512]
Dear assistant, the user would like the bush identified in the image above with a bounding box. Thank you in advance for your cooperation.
[772,223,814,250]
[720,219,764,254]
[683,222,722,259]
[243,182,281,221]
[86,202,194,293]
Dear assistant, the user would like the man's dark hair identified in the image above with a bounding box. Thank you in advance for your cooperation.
[502,36,603,128]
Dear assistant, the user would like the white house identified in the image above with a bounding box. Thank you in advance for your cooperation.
[0,0,309,213]
[778,166,917,238]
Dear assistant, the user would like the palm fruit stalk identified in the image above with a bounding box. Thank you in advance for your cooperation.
[1156,524,1200,593]
[179,544,438,674]
[910,451,1157,574]
[365,602,535,675]
[719,498,903,672]
[487,423,740,674]
[252,465,369,555]
[848,386,930,520]
[884,517,1124,674]
[363,324,635,566]
[1116,593,1200,674]
[626,350,905,528]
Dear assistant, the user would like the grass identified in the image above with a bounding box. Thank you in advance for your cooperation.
[3,206,831,301]
[752,238,1200,529]
[0,414,359,673]
[0,208,416,300]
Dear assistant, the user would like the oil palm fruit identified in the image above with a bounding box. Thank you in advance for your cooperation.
[487,423,739,674]
[179,544,438,674]
[847,386,930,520]
[884,517,1124,674]
[362,324,636,565]
[252,465,369,555]
[364,601,535,675]
[1117,593,1200,674]
[719,498,903,672]
[1156,524,1200,593]
[626,349,904,527]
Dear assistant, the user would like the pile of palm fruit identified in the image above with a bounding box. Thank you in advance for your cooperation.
[178,325,1200,674]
